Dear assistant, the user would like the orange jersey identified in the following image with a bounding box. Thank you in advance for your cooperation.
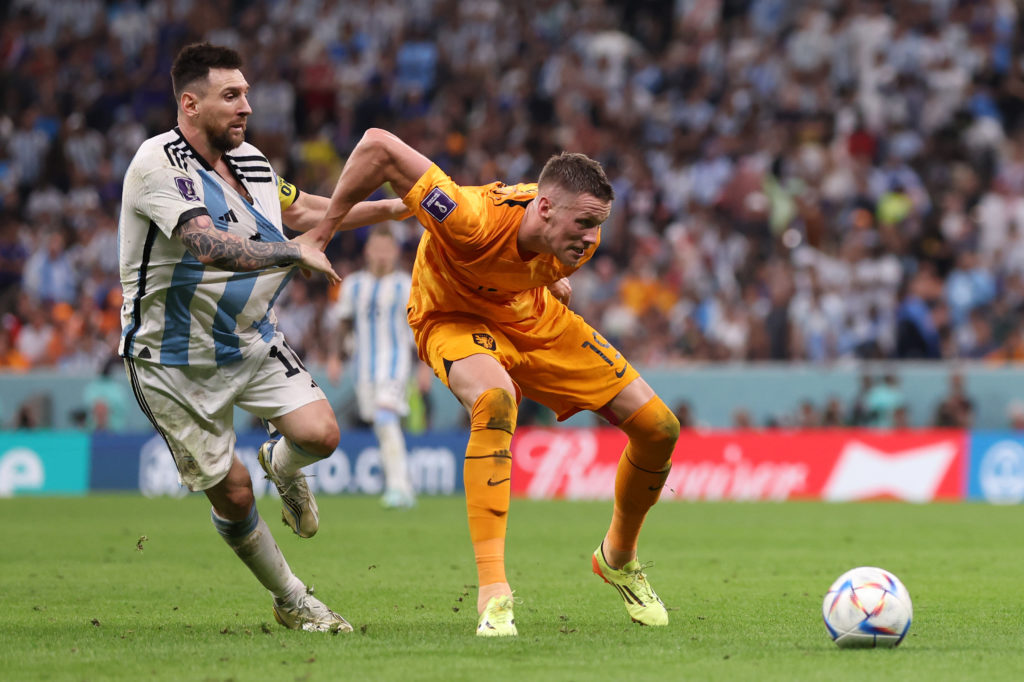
[403,165,600,330]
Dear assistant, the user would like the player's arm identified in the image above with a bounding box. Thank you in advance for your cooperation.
[176,213,340,284]
[283,190,410,234]
[303,129,432,248]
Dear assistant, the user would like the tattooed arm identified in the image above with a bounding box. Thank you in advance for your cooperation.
[175,213,340,284]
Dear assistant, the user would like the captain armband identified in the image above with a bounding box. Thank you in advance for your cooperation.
[277,176,300,210]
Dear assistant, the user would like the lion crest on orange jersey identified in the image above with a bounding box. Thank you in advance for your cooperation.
[472,333,497,351]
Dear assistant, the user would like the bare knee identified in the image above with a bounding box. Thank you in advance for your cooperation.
[290,419,340,457]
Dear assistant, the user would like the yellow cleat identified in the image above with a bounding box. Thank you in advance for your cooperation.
[476,595,517,637]
[592,546,668,626]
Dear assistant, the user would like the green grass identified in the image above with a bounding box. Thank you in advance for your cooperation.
[1,496,1022,681]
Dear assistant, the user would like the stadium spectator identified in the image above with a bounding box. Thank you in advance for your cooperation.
[732,408,754,430]
[0,324,29,371]
[933,369,976,428]
[1008,399,1024,430]
[0,213,26,315]
[3,0,1024,383]
[674,399,696,429]
[22,229,77,305]
[821,396,846,427]
[863,372,908,428]
[81,355,130,431]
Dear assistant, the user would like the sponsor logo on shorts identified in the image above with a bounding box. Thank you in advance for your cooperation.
[473,333,497,351]
[421,187,456,222]
[175,176,199,202]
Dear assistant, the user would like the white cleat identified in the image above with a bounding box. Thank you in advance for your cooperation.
[257,439,319,538]
[273,586,353,633]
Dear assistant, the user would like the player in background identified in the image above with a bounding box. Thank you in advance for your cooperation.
[303,128,680,636]
[327,225,418,509]
[118,43,406,632]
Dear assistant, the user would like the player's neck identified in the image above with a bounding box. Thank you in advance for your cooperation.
[177,117,224,168]
[516,202,544,260]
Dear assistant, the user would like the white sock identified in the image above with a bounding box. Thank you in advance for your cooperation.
[374,418,413,495]
[270,438,324,479]
[211,505,305,603]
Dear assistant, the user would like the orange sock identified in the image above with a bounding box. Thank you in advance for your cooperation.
[464,388,517,587]
[606,396,680,560]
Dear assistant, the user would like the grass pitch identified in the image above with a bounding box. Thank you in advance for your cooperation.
[2,495,1022,681]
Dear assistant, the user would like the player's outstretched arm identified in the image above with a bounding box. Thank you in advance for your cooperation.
[306,129,432,244]
[284,193,410,236]
[177,213,340,284]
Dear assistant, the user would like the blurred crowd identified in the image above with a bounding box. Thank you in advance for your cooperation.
[3,0,1024,379]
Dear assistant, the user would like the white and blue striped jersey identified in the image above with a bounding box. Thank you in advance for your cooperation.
[118,128,293,367]
[333,270,414,385]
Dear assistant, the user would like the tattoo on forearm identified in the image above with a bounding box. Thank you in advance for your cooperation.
[177,215,301,271]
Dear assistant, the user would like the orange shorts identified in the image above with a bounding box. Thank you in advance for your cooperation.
[416,303,640,421]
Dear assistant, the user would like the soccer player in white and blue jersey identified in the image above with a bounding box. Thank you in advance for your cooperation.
[118,43,406,633]
[328,226,417,508]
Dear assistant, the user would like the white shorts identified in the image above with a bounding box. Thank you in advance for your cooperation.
[355,378,409,422]
[124,332,327,491]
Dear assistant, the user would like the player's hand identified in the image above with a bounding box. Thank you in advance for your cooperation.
[292,224,332,252]
[295,242,341,285]
[386,198,413,221]
[548,277,572,306]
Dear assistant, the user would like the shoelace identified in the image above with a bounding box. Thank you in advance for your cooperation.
[294,586,341,620]
[267,471,315,502]
[626,563,660,600]
[487,593,521,615]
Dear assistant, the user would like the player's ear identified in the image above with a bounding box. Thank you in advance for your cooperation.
[536,195,552,219]
[180,91,200,118]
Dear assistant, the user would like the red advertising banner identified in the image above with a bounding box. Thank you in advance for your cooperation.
[510,429,966,502]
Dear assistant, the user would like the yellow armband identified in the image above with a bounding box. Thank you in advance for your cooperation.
[277,176,300,210]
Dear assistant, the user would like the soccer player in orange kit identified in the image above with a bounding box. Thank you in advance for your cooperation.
[303,128,680,636]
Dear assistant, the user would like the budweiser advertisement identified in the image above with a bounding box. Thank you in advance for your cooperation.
[510,429,966,502]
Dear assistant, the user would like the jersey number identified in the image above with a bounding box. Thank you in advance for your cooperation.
[270,344,306,377]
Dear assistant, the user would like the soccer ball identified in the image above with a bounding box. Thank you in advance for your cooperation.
[822,566,913,648]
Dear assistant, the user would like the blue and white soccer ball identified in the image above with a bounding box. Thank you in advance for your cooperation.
[822,566,913,648]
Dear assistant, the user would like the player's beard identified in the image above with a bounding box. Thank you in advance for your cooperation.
[208,121,245,152]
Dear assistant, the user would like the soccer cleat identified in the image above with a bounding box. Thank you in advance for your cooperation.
[476,595,517,637]
[273,586,353,633]
[380,488,416,509]
[592,545,668,626]
[257,438,319,538]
